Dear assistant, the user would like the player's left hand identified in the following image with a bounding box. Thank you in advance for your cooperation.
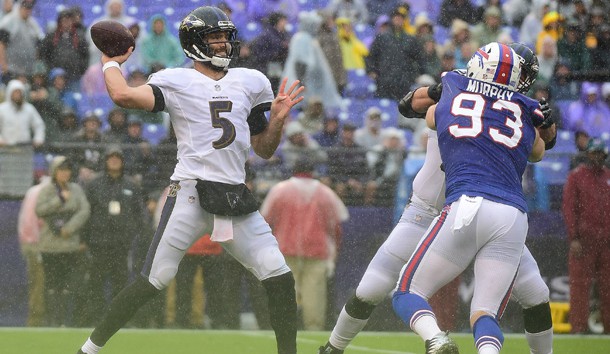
[271,78,305,120]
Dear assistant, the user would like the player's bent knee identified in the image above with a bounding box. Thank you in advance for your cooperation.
[345,295,376,320]
[356,270,400,305]
[514,275,550,308]
[523,302,552,333]
[255,246,290,280]
[148,265,179,290]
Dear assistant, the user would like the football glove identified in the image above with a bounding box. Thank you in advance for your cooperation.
[398,90,426,119]
[538,98,554,129]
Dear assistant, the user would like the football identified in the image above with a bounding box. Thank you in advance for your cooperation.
[90,20,135,57]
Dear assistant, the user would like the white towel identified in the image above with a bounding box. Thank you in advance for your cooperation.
[452,195,483,232]
[211,215,234,242]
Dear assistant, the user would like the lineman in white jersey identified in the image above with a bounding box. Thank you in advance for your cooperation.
[319,44,555,354]
[77,6,304,354]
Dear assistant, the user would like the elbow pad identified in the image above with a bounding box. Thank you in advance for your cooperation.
[398,90,426,119]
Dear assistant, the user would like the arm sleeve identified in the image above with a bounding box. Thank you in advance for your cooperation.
[148,84,166,113]
[35,186,62,217]
[248,102,271,136]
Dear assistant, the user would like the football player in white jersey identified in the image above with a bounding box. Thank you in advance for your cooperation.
[319,43,555,354]
[77,6,304,354]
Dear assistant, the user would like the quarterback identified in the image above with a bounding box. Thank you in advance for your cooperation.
[77,6,304,354]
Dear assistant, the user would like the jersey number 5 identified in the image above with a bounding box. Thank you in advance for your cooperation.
[449,93,523,148]
[209,101,236,149]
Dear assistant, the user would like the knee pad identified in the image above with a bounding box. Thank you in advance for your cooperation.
[523,302,553,333]
[345,295,376,320]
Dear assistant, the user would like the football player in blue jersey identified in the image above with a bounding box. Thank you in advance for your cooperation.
[318,43,556,354]
[391,42,545,354]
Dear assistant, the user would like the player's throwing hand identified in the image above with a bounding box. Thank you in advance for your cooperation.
[101,46,134,66]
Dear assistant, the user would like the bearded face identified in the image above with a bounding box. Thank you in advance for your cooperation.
[11,89,24,108]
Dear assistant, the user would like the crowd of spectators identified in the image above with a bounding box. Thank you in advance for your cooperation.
[4,0,610,331]
[0,0,608,202]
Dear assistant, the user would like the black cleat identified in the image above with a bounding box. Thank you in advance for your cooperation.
[76,350,85,354]
[317,342,344,354]
[425,331,459,354]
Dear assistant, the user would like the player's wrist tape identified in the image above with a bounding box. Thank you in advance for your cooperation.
[102,61,121,73]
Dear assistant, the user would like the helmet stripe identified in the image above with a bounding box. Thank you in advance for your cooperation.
[493,43,514,86]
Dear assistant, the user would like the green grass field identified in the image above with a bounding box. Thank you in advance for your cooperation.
[1,328,609,354]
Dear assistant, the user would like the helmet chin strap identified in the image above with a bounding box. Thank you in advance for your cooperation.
[210,56,231,68]
[190,44,231,69]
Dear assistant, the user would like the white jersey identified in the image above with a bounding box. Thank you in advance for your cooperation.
[411,129,446,212]
[148,67,274,184]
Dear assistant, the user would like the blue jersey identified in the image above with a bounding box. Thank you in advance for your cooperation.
[435,71,543,212]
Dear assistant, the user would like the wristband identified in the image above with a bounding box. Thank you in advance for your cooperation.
[102,61,120,73]
[427,83,443,103]
[544,135,557,150]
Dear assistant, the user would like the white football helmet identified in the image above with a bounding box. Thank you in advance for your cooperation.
[466,42,522,92]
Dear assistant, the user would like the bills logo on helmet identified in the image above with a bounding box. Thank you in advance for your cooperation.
[466,42,522,92]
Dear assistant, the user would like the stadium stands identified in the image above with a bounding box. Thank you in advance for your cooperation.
[344,69,377,99]
[338,97,398,128]
[142,123,168,145]
[536,154,571,186]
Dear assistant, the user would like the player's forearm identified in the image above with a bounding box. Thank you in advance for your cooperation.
[104,67,155,111]
[252,119,283,159]
[398,86,438,118]
[528,131,545,162]
[412,86,437,112]
[538,124,557,150]
[104,67,131,106]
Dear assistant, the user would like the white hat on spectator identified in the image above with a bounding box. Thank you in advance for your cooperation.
[365,106,382,118]
[414,13,433,30]
[381,127,407,147]
[602,82,610,98]
[416,74,437,87]
[451,19,470,36]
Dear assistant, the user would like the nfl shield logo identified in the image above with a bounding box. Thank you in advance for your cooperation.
[215,84,221,91]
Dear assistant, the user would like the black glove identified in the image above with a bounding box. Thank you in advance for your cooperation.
[427,83,443,103]
[398,90,426,119]
[538,98,554,129]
